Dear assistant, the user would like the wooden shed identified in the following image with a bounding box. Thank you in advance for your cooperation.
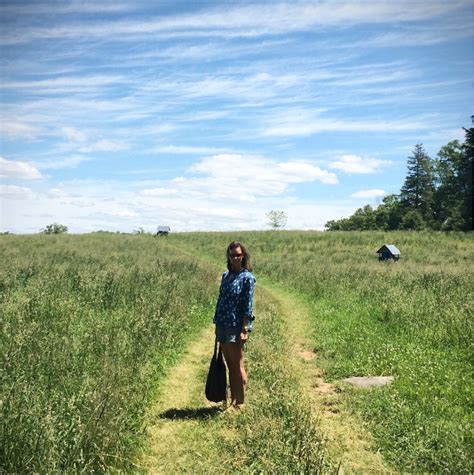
[156,226,171,236]
[376,244,400,261]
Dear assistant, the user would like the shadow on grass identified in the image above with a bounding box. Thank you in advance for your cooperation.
[160,406,221,420]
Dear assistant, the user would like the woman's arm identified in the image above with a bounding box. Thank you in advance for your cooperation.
[240,275,256,337]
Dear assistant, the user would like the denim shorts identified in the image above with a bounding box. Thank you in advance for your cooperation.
[215,325,240,343]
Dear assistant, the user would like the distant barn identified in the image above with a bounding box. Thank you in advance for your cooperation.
[376,244,400,261]
[156,226,171,236]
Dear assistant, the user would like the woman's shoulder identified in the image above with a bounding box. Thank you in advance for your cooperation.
[241,269,256,282]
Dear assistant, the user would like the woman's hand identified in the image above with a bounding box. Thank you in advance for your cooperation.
[240,331,249,342]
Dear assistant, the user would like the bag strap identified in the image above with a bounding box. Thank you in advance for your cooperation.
[213,336,218,358]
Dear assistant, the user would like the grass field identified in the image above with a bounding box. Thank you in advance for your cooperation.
[170,230,474,473]
[1,234,217,472]
[1,231,473,473]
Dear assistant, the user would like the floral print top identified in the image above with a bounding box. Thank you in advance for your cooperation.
[213,269,256,330]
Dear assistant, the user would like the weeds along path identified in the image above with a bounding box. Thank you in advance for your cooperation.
[260,281,393,473]
[139,245,392,473]
[140,283,331,473]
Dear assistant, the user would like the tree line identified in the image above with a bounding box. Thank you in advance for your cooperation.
[325,124,473,232]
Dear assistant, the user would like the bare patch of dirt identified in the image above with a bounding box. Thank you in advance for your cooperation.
[298,349,316,361]
[312,377,334,394]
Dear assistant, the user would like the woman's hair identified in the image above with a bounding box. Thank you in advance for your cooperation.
[226,241,252,272]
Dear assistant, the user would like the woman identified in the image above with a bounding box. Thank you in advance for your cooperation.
[213,241,256,410]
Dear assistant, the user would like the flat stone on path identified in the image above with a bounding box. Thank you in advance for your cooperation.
[342,376,394,388]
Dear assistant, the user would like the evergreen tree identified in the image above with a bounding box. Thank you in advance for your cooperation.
[400,144,434,225]
[325,131,471,232]
[461,126,473,230]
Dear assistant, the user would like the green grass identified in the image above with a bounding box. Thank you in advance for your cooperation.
[223,289,331,473]
[169,230,474,473]
[2,231,472,473]
[1,234,217,472]
[143,286,333,474]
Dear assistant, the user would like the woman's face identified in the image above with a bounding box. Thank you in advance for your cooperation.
[229,246,244,271]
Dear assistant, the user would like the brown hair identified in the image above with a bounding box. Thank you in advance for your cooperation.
[226,241,252,272]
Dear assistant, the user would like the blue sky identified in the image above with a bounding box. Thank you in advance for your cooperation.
[1,0,473,233]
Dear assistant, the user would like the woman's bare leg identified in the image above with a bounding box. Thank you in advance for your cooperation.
[221,341,246,406]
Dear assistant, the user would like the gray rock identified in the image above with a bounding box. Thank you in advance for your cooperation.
[342,376,394,388]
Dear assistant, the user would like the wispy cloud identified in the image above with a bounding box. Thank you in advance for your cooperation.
[263,112,431,137]
[149,145,230,155]
[60,127,87,143]
[141,154,337,205]
[0,184,35,200]
[79,140,129,153]
[2,121,40,140]
[1,1,468,44]
[35,156,93,170]
[1,75,127,92]
[0,157,43,179]
[1,2,134,15]
[350,189,386,199]
[329,155,390,174]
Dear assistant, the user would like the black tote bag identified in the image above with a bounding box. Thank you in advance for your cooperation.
[205,338,227,402]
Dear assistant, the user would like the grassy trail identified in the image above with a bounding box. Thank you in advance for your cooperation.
[139,247,392,473]
[261,282,392,473]
[141,324,225,473]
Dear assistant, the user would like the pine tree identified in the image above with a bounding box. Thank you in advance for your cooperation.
[400,144,434,224]
[461,125,473,230]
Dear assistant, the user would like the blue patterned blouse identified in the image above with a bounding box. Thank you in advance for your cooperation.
[213,269,256,330]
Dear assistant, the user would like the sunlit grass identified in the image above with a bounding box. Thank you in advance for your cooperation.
[2,230,472,473]
[1,234,216,472]
[170,230,474,473]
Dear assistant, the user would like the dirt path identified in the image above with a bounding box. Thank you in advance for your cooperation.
[261,281,392,473]
[140,324,227,474]
[139,265,393,473]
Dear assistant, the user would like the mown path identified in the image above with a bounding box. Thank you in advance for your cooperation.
[138,257,393,473]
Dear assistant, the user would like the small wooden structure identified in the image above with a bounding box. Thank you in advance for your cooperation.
[376,244,400,261]
[156,226,171,236]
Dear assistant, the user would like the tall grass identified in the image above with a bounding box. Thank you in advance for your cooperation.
[1,234,216,472]
[170,230,474,473]
[2,231,472,472]
[223,292,331,473]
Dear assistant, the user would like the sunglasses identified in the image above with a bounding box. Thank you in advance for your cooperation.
[230,253,243,258]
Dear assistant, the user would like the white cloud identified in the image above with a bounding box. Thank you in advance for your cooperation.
[1,2,134,15]
[107,209,137,218]
[61,126,87,143]
[328,155,389,174]
[263,115,431,137]
[352,23,474,49]
[190,153,337,185]
[2,75,125,91]
[0,157,43,179]
[79,140,129,153]
[0,185,35,200]
[35,156,92,170]
[140,154,337,206]
[1,121,39,139]
[142,188,178,197]
[350,189,386,199]
[1,1,467,44]
[150,144,228,155]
